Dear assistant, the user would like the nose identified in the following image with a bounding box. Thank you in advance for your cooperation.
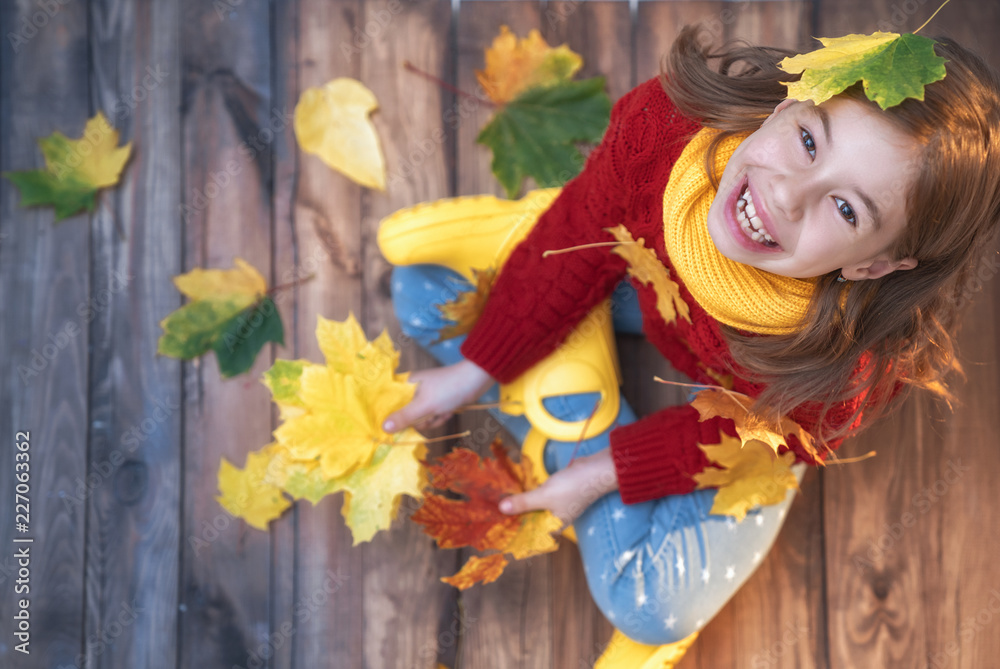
[769,173,805,223]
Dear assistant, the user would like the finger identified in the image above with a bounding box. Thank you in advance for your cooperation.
[498,490,543,515]
[384,402,430,433]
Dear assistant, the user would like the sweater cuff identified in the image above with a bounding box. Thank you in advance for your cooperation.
[459,308,555,384]
[610,406,728,504]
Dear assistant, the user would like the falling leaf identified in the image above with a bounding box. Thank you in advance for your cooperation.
[474,26,611,199]
[475,25,583,104]
[778,32,947,110]
[693,434,798,521]
[413,439,563,590]
[435,267,497,342]
[294,77,387,190]
[3,111,132,221]
[441,553,509,589]
[216,449,292,530]
[158,258,284,377]
[605,225,690,325]
[690,387,822,463]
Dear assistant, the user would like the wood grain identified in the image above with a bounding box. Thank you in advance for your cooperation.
[0,2,91,667]
[84,1,183,667]
[358,0,459,667]
[279,0,366,665]
[178,1,276,666]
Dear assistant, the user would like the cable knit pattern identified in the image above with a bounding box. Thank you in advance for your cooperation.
[461,77,869,504]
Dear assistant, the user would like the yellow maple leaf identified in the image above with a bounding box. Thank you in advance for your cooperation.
[693,434,798,521]
[605,225,690,325]
[436,267,496,342]
[294,78,386,190]
[216,449,292,530]
[441,553,509,589]
[475,25,583,104]
[504,510,564,559]
[172,257,266,306]
[334,441,428,545]
[690,387,822,463]
[3,111,133,221]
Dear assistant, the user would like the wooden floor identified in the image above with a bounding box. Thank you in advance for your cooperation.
[2,0,999,667]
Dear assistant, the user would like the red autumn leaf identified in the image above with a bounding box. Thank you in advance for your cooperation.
[413,438,563,590]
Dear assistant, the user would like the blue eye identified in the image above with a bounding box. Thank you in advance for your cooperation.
[800,128,816,158]
[835,197,857,226]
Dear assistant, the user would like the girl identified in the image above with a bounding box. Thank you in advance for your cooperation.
[380,25,1000,656]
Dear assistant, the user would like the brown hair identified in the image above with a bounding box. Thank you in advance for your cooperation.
[661,25,1000,443]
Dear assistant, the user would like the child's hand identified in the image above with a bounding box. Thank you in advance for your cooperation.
[498,449,619,525]
[383,359,495,433]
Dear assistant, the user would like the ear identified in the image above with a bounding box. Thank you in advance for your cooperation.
[762,99,797,126]
[842,256,918,281]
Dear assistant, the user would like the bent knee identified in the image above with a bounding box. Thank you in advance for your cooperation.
[611,602,702,645]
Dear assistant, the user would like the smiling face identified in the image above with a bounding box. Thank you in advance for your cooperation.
[706,96,921,280]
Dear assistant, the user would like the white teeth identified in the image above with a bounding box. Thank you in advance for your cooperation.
[736,186,776,245]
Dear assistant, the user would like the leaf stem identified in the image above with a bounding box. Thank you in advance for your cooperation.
[456,401,523,412]
[566,398,602,466]
[913,0,951,34]
[391,430,472,446]
[268,273,316,295]
[542,241,633,258]
[826,450,877,465]
[403,60,495,108]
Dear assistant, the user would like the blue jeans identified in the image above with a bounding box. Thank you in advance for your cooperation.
[391,264,804,644]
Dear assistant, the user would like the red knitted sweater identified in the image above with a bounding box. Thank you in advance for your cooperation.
[461,77,865,504]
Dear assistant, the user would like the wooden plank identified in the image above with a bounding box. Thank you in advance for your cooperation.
[541,3,632,666]
[0,1,91,666]
[819,3,1000,668]
[269,1,299,666]
[276,0,366,665]
[357,0,460,667]
[454,4,554,667]
[83,1,182,667]
[178,1,276,665]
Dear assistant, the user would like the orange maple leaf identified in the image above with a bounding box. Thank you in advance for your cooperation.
[435,267,496,343]
[689,387,823,464]
[604,225,690,325]
[413,439,563,590]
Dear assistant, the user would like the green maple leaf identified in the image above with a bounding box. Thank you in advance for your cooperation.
[3,112,132,221]
[779,32,947,110]
[477,78,611,198]
[157,258,284,378]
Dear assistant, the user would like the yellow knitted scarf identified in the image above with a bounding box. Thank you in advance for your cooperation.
[663,128,815,335]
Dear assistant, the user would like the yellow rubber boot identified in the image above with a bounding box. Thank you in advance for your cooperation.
[377,190,623,443]
[594,629,699,669]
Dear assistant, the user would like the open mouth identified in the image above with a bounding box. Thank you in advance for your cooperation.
[736,184,779,248]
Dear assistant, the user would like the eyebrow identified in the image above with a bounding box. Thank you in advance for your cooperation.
[812,105,882,232]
